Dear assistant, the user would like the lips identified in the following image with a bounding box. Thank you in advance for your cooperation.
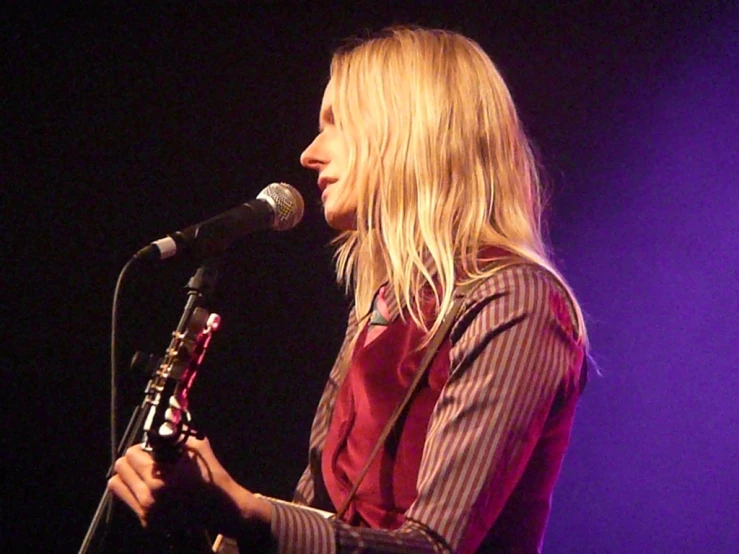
[318,177,338,192]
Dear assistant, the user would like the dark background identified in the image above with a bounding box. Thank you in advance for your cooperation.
[4,2,738,552]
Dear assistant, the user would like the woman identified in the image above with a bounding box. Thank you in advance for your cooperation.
[109,26,588,554]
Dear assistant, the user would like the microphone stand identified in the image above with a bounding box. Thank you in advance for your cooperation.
[78,259,220,554]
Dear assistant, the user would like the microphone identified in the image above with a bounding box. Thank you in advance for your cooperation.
[134,182,304,261]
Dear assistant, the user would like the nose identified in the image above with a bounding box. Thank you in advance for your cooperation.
[300,135,326,171]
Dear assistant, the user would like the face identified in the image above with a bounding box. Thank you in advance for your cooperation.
[300,82,357,230]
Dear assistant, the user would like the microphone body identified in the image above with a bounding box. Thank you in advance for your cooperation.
[134,183,304,261]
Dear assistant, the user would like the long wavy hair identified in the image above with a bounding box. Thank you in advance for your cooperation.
[328,26,587,344]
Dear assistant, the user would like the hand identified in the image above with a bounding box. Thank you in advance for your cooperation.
[108,436,270,535]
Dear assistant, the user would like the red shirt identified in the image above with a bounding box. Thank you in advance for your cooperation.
[322,285,453,528]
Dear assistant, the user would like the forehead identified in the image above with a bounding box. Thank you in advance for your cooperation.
[320,80,334,108]
[320,81,335,112]
[318,81,335,128]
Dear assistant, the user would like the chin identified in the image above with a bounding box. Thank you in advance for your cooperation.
[324,209,357,231]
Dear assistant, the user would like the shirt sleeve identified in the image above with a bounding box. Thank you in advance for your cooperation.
[267,264,584,553]
[269,499,443,553]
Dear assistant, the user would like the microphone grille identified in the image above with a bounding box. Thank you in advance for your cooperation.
[257,182,305,231]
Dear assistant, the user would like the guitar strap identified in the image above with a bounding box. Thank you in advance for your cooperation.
[333,259,522,521]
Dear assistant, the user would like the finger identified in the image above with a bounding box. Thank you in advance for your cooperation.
[108,473,147,526]
[180,436,221,484]
[125,445,167,490]
[181,432,209,453]
[114,455,158,513]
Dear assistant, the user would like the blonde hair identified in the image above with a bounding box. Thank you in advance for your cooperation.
[328,26,587,344]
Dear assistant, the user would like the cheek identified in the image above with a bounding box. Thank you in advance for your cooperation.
[338,143,350,170]
[331,131,351,170]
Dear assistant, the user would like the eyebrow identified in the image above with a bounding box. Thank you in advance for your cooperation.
[319,105,334,131]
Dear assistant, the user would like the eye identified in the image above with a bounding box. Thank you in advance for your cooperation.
[319,106,335,132]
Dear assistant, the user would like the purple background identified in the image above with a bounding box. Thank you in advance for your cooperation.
[4,2,737,552]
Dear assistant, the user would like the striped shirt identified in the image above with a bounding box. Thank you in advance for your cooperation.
[263,263,586,553]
